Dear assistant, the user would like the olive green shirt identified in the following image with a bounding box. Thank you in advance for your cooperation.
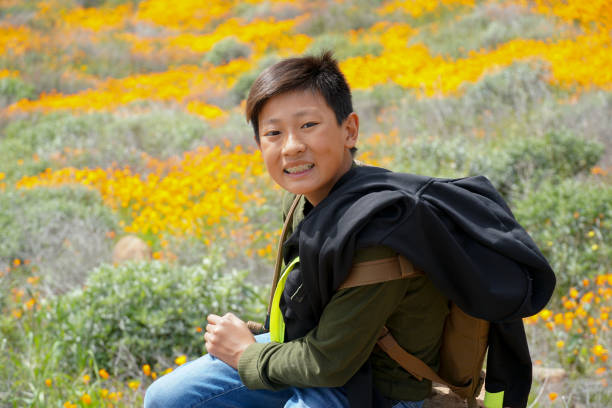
[238,193,449,401]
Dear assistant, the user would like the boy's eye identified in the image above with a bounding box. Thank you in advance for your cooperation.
[302,122,318,129]
[263,130,280,137]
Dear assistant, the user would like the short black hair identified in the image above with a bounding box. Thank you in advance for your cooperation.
[246,51,356,154]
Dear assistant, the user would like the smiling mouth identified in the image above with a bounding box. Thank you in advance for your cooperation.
[284,163,314,174]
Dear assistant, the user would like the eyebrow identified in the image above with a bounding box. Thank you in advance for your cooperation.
[262,108,319,125]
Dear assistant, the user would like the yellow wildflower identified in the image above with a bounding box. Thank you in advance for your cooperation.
[99,368,110,379]
[82,393,92,405]
[569,287,578,299]
[26,276,40,285]
[175,355,187,366]
[593,344,607,357]
[539,309,552,320]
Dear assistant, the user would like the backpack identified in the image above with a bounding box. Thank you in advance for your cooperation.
[340,254,489,408]
[251,194,489,408]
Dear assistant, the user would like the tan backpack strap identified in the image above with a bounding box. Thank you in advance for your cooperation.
[339,255,424,290]
[246,320,266,335]
[377,326,473,395]
[267,194,302,315]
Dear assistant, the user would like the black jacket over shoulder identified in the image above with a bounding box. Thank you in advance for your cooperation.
[282,165,556,408]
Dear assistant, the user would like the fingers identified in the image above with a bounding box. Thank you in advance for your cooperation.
[204,313,247,347]
[207,314,222,324]
[204,325,217,351]
[204,314,232,346]
[207,313,243,328]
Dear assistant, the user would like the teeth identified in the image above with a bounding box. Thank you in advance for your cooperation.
[285,164,314,174]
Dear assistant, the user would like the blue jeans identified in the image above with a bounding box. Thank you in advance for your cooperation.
[144,334,424,408]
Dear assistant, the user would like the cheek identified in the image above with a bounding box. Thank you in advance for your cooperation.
[260,146,281,176]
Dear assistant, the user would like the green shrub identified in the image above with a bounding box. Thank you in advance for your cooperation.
[381,63,554,141]
[388,129,602,203]
[76,0,135,7]
[381,61,609,152]
[0,186,117,294]
[231,69,260,103]
[472,130,604,199]
[0,76,35,107]
[412,2,558,57]
[542,90,612,146]
[0,109,211,179]
[46,254,266,374]
[230,55,280,103]
[204,37,252,66]
[390,135,475,179]
[306,34,383,61]
[297,0,384,36]
[513,178,611,294]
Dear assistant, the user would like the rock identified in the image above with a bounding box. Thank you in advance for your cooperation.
[112,235,152,264]
[533,366,566,383]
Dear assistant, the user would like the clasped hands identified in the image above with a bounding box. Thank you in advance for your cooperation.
[204,312,256,369]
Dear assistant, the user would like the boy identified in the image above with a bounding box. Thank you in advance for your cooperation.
[145,52,446,408]
[145,52,555,408]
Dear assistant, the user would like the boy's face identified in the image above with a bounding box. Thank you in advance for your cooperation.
[257,90,358,206]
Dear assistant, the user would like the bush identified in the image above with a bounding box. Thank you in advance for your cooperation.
[380,61,609,152]
[305,33,383,61]
[230,55,280,104]
[513,178,611,293]
[0,186,117,294]
[380,63,554,141]
[204,37,251,66]
[471,130,604,200]
[0,75,35,107]
[297,0,384,35]
[411,2,558,58]
[46,254,266,374]
[0,109,212,178]
[389,129,602,198]
[390,135,475,179]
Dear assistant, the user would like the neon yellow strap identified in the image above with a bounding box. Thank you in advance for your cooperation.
[270,257,300,343]
[484,391,504,408]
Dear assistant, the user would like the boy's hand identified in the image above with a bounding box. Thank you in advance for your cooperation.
[204,313,256,369]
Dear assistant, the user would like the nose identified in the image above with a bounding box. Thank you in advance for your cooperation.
[282,130,305,156]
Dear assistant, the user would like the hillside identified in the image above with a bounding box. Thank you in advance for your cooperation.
[0,0,610,406]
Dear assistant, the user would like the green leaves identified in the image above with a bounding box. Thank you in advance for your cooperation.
[47,251,266,374]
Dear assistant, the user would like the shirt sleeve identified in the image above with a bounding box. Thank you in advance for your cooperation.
[238,277,411,390]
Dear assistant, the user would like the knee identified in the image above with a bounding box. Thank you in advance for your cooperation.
[144,376,180,408]
[143,379,163,408]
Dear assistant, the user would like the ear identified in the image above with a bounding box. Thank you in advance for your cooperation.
[343,112,359,149]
